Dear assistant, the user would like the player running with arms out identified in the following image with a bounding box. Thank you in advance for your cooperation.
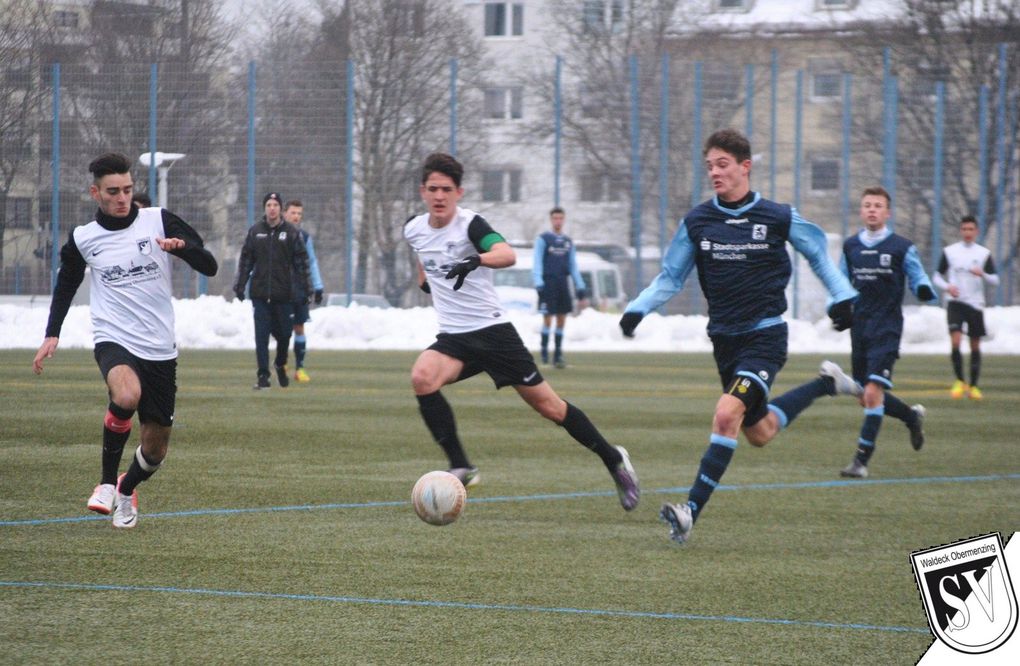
[619,129,859,544]
[837,186,937,479]
[404,152,639,511]
[33,152,217,528]
[932,215,999,400]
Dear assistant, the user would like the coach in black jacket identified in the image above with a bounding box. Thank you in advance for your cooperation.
[234,192,312,389]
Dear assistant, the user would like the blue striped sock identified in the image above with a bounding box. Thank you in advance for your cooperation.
[687,434,737,522]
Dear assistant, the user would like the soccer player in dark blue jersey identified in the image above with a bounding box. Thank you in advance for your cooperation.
[837,186,937,479]
[533,207,587,368]
[619,128,860,544]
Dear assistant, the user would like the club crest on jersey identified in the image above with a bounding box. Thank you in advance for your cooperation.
[911,533,1017,655]
[137,238,151,255]
[880,254,892,267]
[752,224,767,241]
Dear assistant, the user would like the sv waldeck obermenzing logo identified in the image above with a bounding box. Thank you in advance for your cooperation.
[911,533,1017,654]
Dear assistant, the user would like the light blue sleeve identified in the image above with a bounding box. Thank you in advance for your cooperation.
[567,245,586,291]
[306,234,324,291]
[904,245,937,303]
[788,210,858,305]
[532,236,546,289]
[625,220,696,314]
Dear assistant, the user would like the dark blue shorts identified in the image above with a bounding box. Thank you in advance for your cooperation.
[711,323,788,425]
[429,323,544,389]
[293,301,311,325]
[539,278,573,315]
[851,330,899,388]
[94,341,177,427]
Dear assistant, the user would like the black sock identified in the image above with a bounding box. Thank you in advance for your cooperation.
[558,402,621,469]
[416,392,470,469]
[970,349,982,387]
[102,402,134,485]
[883,392,915,424]
[951,348,964,382]
[119,445,161,496]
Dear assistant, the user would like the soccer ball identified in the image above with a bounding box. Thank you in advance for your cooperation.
[411,471,466,526]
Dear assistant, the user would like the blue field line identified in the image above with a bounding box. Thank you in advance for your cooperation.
[2,472,1017,528]
[0,580,929,635]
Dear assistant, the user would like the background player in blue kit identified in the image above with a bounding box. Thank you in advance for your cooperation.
[284,199,324,383]
[405,153,639,512]
[838,186,937,479]
[619,129,860,544]
[533,207,587,368]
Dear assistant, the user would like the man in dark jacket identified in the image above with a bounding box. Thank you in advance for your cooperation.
[234,192,312,389]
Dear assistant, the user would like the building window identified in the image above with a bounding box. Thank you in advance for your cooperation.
[816,0,854,8]
[582,0,624,33]
[579,171,624,203]
[53,10,79,28]
[483,87,523,119]
[810,159,840,192]
[704,63,741,103]
[715,0,751,11]
[481,169,522,202]
[5,197,32,229]
[809,60,843,101]
[484,2,524,37]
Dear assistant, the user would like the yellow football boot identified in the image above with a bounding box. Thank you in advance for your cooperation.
[950,379,968,399]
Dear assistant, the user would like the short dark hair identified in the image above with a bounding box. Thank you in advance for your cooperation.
[89,153,131,181]
[703,129,751,163]
[132,193,152,207]
[421,152,463,187]
[285,199,303,209]
[960,214,978,227]
[861,186,891,204]
[550,207,565,217]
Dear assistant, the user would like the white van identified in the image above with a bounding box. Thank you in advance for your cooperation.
[492,249,626,313]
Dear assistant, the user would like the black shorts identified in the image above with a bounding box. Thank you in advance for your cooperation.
[94,342,177,427]
[539,278,573,315]
[947,301,986,338]
[429,323,544,389]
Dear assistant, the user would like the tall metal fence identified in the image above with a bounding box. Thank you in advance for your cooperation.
[2,43,1016,313]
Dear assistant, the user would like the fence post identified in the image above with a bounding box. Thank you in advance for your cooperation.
[658,53,670,257]
[792,70,803,319]
[554,55,562,207]
[449,58,458,157]
[978,85,990,238]
[769,49,777,199]
[148,63,158,200]
[932,81,945,271]
[629,54,643,292]
[841,74,852,241]
[345,59,355,306]
[994,42,1007,305]
[246,61,256,229]
[50,63,61,291]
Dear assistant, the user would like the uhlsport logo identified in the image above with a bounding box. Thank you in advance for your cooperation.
[911,533,1017,654]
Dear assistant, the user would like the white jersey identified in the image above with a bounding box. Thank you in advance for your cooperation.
[73,207,178,359]
[404,207,508,334]
[932,241,999,310]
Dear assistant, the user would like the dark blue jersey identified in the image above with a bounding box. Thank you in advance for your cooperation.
[841,229,936,340]
[532,231,585,291]
[627,193,856,336]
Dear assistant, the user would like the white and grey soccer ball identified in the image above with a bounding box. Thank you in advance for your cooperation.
[411,471,466,526]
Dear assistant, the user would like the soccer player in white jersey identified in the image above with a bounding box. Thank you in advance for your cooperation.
[932,215,1000,400]
[33,153,218,528]
[403,152,639,511]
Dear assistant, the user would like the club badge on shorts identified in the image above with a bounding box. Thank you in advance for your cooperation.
[911,533,1017,655]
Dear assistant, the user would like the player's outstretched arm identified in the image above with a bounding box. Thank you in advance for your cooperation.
[33,337,59,375]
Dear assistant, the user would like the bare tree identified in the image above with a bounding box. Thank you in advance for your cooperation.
[841,0,1020,268]
[0,0,53,272]
[313,0,487,304]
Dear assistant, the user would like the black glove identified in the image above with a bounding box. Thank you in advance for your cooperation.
[420,280,431,294]
[575,289,587,301]
[444,254,481,291]
[619,312,643,338]
[234,288,245,302]
[314,289,324,305]
[916,285,935,302]
[828,299,853,332]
